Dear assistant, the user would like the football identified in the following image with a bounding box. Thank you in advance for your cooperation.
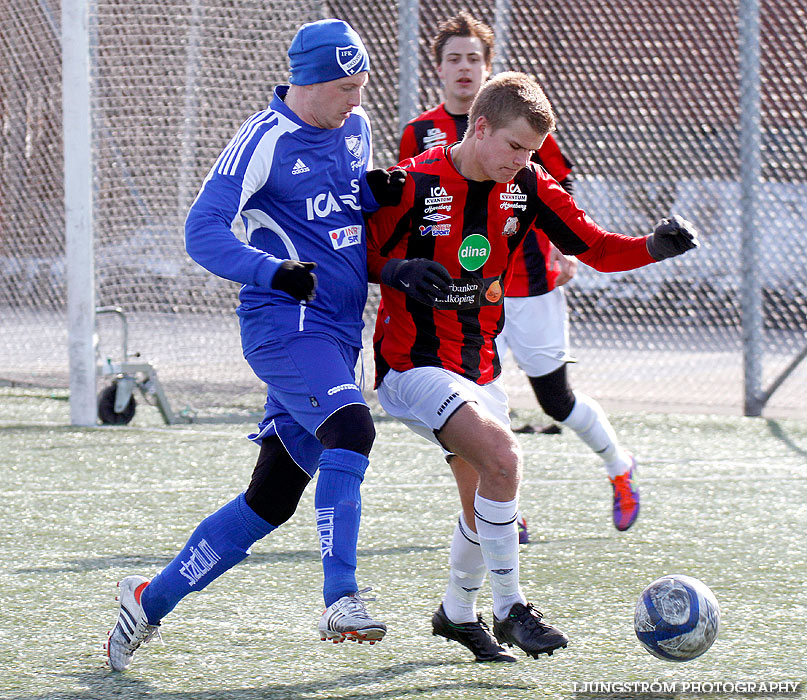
[634,574,720,661]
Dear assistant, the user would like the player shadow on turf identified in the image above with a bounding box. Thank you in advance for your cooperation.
[518,536,614,546]
[765,419,807,458]
[14,545,444,574]
[14,554,171,574]
[59,661,533,699]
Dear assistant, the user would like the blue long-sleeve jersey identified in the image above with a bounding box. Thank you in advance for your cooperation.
[185,85,378,354]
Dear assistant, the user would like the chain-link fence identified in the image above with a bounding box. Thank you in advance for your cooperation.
[1,1,805,421]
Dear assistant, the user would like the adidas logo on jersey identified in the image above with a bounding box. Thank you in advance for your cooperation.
[292,158,310,175]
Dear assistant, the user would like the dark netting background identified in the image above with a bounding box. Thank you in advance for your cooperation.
[1,0,806,420]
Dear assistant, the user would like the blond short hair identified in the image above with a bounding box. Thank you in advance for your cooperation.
[469,71,556,136]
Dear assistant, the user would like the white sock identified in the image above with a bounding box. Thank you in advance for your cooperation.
[561,391,632,477]
[473,492,525,619]
[442,512,486,623]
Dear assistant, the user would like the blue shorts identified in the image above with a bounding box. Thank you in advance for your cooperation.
[245,331,366,476]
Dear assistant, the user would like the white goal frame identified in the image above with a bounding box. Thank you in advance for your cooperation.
[63,0,96,426]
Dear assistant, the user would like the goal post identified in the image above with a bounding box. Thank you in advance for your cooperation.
[63,0,96,426]
[738,0,764,417]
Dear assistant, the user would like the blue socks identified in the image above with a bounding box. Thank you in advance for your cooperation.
[314,448,369,606]
[139,448,368,621]
[141,492,275,624]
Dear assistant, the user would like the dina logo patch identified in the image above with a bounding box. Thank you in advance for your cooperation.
[457,234,490,271]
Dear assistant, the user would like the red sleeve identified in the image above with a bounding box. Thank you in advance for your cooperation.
[542,232,561,290]
[576,229,652,272]
[537,133,572,183]
[366,220,388,284]
[367,169,416,283]
[398,125,418,162]
[535,173,655,272]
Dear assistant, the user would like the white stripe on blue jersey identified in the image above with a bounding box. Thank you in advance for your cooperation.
[185,84,375,353]
[244,208,300,260]
[216,111,266,176]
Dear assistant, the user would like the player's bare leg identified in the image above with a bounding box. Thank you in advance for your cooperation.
[438,402,521,502]
[438,404,568,657]
[432,454,515,662]
[448,455,479,530]
[451,453,529,543]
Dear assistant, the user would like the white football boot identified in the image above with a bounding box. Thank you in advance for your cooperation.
[318,587,386,644]
[105,575,162,671]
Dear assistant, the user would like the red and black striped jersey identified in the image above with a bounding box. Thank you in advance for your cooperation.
[506,133,574,297]
[398,102,574,298]
[367,146,654,387]
[398,104,467,162]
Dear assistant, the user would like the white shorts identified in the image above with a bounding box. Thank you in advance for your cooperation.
[376,366,511,451]
[496,287,575,377]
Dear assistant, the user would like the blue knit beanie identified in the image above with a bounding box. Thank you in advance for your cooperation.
[288,19,370,86]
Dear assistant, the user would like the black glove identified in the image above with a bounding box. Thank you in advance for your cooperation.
[365,167,407,207]
[646,215,699,261]
[271,260,317,302]
[559,174,574,196]
[381,258,453,306]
